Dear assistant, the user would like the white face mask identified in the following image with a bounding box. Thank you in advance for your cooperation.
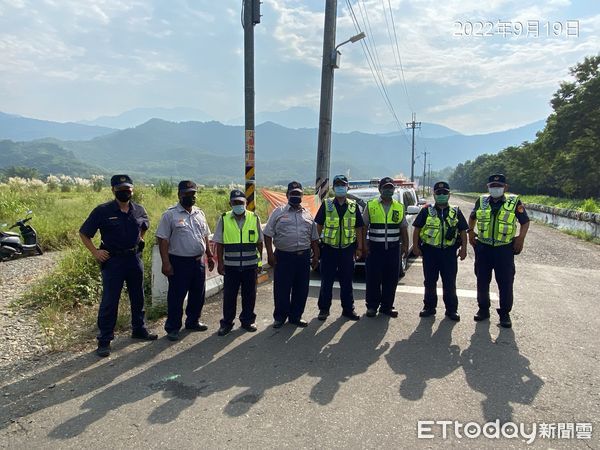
[488,187,504,198]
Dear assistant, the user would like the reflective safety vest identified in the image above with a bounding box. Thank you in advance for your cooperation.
[475,194,518,246]
[222,210,260,268]
[367,199,404,248]
[322,199,357,248]
[419,205,459,248]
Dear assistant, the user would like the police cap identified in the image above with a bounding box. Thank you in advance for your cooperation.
[488,173,507,185]
[230,189,246,201]
[433,181,450,193]
[379,176,395,189]
[332,174,348,186]
[110,174,133,188]
[178,180,197,193]
[287,181,303,193]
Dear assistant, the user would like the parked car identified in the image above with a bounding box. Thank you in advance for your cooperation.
[348,179,422,278]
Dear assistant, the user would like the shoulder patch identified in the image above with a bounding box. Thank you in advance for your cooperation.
[517,205,525,213]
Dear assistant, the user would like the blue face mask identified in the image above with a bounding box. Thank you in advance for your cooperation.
[232,204,246,215]
[334,186,347,197]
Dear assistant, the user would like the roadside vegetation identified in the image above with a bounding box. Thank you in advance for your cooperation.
[454,192,600,213]
[1,176,268,349]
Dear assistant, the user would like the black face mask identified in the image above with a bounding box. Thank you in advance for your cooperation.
[115,191,132,202]
[180,196,196,208]
[288,196,302,206]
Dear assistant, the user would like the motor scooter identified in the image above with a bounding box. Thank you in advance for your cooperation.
[0,210,43,261]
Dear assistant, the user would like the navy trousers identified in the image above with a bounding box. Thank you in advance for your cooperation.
[365,245,400,312]
[421,244,459,313]
[164,254,206,333]
[474,242,515,314]
[221,267,257,327]
[273,249,310,322]
[317,244,355,312]
[98,254,145,343]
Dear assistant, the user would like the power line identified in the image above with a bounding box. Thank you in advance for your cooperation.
[385,0,413,112]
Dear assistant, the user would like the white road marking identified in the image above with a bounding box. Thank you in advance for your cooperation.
[308,280,497,300]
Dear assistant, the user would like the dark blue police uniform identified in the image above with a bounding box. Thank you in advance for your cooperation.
[80,195,149,345]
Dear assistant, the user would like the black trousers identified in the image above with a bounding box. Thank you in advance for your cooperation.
[273,249,310,322]
[221,267,257,327]
[421,245,459,313]
[164,254,206,333]
[318,245,356,312]
[365,244,400,312]
[474,242,515,314]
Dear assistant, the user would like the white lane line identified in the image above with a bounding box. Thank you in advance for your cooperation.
[308,280,497,300]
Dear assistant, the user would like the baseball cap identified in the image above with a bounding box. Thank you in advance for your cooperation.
[110,174,133,188]
[178,180,197,193]
[287,181,303,193]
[379,177,395,189]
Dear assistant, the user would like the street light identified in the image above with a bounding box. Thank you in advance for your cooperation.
[332,31,366,68]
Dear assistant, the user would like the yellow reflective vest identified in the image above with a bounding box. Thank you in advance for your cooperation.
[222,210,260,268]
[419,205,459,248]
[475,194,518,246]
[367,199,404,248]
[321,199,357,248]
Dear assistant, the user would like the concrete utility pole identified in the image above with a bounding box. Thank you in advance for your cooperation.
[427,162,432,195]
[243,0,260,211]
[406,113,421,182]
[421,151,428,197]
[315,0,337,201]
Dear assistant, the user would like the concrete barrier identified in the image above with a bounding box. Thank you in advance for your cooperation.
[525,204,600,239]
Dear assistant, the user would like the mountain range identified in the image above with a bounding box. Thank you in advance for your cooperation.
[0,110,545,185]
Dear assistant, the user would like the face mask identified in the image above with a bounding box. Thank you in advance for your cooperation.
[434,194,449,204]
[180,196,196,208]
[115,190,132,202]
[288,196,302,206]
[381,188,395,199]
[333,186,347,197]
[232,204,246,215]
[488,187,504,198]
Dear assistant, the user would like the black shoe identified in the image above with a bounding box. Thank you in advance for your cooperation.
[366,308,377,318]
[96,343,111,357]
[474,309,490,321]
[341,310,360,321]
[185,322,208,332]
[166,331,180,341]
[217,324,233,336]
[497,309,512,328]
[241,323,258,332]
[419,308,436,318]
[445,311,461,321]
[317,310,330,321]
[380,308,399,318]
[272,320,285,329]
[289,319,308,328]
[131,329,158,340]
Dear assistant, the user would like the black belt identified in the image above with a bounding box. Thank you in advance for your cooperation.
[104,247,137,256]
[276,249,310,255]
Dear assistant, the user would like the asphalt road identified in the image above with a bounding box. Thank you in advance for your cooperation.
[1,197,599,449]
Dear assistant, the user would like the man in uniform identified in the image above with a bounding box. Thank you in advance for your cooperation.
[412,181,469,321]
[315,174,365,321]
[156,180,215,341]
[363,177,409,318]
[468,174,530,328]
[80,174,157,358]
[213,189,263,336]
[264,181,320,328]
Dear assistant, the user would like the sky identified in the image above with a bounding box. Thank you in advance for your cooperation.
[0,0,598,134]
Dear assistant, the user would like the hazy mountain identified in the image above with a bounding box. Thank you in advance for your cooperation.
[0,112,115,141]
[79,107,213,129]
[379,122,462,139]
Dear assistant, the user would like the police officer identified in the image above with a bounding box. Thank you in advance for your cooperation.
[412,181,469,321]
[468,174,530,328]
[156,180,215,341]
[264,181,320,328]
[80,174,157,358]
[315,174,365,321]
[363,177,409,318]
[213,189,263,336]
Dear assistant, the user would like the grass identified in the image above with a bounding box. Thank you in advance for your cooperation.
[454,192,600,213]
[5,185,269,350]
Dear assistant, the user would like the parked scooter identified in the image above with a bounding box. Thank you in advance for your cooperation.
[0,210,43,261]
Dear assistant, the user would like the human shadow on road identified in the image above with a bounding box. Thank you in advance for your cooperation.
[385,318,461,400]
[0,336,174,431]
[461,322,544,423]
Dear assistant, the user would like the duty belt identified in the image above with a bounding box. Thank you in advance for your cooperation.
[104,247,137,256]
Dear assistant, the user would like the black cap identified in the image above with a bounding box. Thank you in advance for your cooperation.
[433,181,450,192]
[332,174,348,185]
[488,173,506,185]
[178,180,197,193]
[230,189,246,201]
[379,176,395,189]
[111,174,133,188]
[287,181,303,193]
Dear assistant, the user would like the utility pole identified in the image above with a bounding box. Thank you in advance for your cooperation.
[243,0,260,211]
[421,151,428,197]
[406,113,421,182]
[315,0,337,201]
[427,162,432,196]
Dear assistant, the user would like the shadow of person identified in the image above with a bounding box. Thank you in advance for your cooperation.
[461,322,544,423]
[385,318,460,401]
[0,337,172,431]
[308,316,390,405]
